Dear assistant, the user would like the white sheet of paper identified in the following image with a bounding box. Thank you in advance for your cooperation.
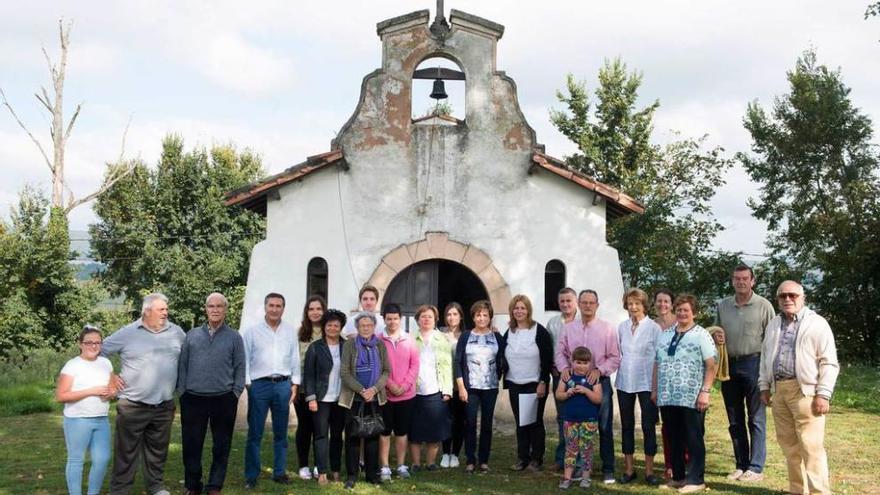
[518,393,538,427]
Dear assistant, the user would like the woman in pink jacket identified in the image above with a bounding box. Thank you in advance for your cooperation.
[378,303,420,481]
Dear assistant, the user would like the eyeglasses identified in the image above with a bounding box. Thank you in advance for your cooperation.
[777,293,801,300]
[81,341,102,347]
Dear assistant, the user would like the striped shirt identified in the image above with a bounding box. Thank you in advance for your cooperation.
[773,308,805,380]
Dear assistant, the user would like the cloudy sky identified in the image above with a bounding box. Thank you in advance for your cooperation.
[1,1,878,258]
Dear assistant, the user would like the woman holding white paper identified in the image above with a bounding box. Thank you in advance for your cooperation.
[500,294,554,471]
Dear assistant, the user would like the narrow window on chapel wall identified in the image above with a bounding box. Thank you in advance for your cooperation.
[307,257,328,301]
[544,260,566,311]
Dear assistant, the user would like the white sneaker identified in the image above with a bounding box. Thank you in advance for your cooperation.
[449,455,460,468]
[298,466,313,480]
[396,464,411,479]
[380,465,392,481]
[440,454,451,468]
[726,469,744,480]
[313,466,319,478]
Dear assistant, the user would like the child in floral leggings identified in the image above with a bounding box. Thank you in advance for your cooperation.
[554,346,603,489]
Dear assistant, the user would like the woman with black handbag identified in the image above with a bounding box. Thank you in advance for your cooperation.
[339,312,391,489]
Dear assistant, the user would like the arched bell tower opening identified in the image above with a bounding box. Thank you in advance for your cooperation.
[411,56,466,122]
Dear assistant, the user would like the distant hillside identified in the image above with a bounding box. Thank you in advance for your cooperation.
[70,229,92,260]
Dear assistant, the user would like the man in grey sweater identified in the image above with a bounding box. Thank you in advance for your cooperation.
[102,293,186,495]
[178,292,246,495]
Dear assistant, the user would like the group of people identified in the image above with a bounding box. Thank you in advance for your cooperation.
[54,265,839,495]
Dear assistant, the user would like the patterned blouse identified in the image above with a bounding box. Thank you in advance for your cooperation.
[654,324,716,409]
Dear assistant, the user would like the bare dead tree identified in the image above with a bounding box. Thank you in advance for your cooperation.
[0,18,133,214]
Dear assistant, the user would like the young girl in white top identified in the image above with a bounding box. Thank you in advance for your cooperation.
[55,325,114,495]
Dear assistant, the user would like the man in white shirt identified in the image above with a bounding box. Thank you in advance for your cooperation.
[241,293,301,489]
[342,285,386,339]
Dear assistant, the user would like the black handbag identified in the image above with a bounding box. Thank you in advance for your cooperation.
[350,400,385,438]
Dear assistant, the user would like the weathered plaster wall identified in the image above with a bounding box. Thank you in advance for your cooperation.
[239,10,628,331]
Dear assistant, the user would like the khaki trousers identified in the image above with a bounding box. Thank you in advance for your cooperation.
[771,379,830,495]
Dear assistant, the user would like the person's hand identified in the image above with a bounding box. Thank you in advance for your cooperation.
[586,369,601,385]
[760,390,772,407]
[109,374,125,393]
[361,387,377,402]
[387,384,401,397]
[573,385,588,395]
[91,385,111,398]
[712,329,725,345]
[566,388,576,398]
[459,388,469,403]
[442,394,451,402]
[650,390,657,405]
[560,368,571,382]
[289,384,299,403]
[812,396,830,416]
[695,390,710,412]
[536,382,547,399]
[308,400,318,412]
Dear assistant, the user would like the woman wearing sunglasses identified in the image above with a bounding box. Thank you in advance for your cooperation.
[651,295,717,494]
[56,325,116,495]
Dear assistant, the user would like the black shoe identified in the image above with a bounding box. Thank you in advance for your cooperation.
[244,479,257,490]
[619,472,637,484]
[645,474,661,486]
[272,474,292,484]
[426,464,440,471]
[344,479,356,490]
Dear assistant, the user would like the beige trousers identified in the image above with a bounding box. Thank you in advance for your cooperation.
[772,379,830,495]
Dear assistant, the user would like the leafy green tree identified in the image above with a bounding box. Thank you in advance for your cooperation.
[91,135,266,330]
[551,59,735,313]
[739,49,880,363]
[0,188,101,355]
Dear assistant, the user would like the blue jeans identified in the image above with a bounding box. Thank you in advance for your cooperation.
[464,388,498,465]
[597,376,615,475]
[245,380,292,482]
[63,416,111,495]
[721,354,766,472]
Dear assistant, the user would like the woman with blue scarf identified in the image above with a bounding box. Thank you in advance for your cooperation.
[339,312,391,489]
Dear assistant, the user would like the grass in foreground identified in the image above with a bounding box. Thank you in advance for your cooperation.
[1,388,879,495]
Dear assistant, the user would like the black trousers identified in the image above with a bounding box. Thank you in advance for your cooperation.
[312,401,345,474]
[443,393,466,457]
[661,405,706,485]
[618,390,658,456]
[180,392,238,491]
[344,398,379,483]
[507,382,548,465]
[293,393,316,469]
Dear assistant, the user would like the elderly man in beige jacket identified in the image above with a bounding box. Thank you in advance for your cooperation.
[758,280,839,495]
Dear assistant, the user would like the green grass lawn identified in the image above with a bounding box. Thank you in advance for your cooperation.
[2,386,879,495]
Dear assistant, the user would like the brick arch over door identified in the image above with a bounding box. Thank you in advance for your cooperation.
[365,232,512,312]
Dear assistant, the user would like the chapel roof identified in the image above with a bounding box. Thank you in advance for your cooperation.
[224,149,644,219]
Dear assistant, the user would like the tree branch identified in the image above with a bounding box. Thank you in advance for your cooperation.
[64,102,82,141]
[0,87,54,173]
[36,87,53,112]
[64,115,134,214]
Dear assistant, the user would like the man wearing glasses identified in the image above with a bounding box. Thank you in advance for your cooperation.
[758,281,838,495]
[555,289,621,484]
[711,265,775,483]
[177,293,246,495]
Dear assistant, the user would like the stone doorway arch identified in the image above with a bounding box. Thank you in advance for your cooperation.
[365,232,512,312]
